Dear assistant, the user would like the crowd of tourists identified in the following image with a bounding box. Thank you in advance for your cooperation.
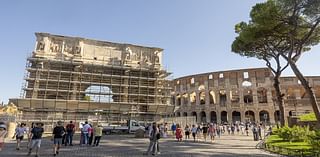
[0,120,271,157]
[0,120,104,157]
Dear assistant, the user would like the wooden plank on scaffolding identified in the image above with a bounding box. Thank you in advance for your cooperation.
[67,101,78,111]
[55,100,67,109]
[17,99,31,109]
[78,101,89,110]
[31,99,42,109]
[148,105,157,112]
[44,100,55,109]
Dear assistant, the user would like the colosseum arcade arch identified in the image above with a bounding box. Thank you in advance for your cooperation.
[182,93,188,105]
[192,112,197,121]
[221,111,228,123]
[259,110,270,123]
[200,111,206,123]
[257,87,268,103]
[209,91,215,104]
[190,92,196,105]
[183,112,188,117]
[274,110,280,122]
[230,89,240,103]
[199,91,206,105]
[176,94,181,106]
[243,89,253,104]
[85,85,113,103]
[176,112,181,117]
[232,111,241,123]
[245,110,255,122]
[210,111,217,123]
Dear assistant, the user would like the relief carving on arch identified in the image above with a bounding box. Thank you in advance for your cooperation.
[64,42,81,55]
[49,40,62,53]
[36,41,45,51]
[154,51,160,64]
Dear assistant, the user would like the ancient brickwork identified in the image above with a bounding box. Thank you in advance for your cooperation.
[10,33,173,122]
[171,68,320,124]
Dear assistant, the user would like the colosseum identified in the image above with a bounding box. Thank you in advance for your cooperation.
[171,68,320,124]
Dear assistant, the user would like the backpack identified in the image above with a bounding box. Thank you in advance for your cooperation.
[32,128,43,138]
[66,124,74,132]
[156,132,161,140]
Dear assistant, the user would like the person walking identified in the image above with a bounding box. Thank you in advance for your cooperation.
[65,121,75,146]
[184,125,190,140]
[28,122,44,157]
[216,125,221,138]
[0,122,7,152]
[258,125,262,140]
[252,125,259,141]
[93,124,103,147]
[144,122,159,156]
[202,124,208,142]
[171,123,176,136]
[13,123,27,150]
[208,123,216,143]
[175,124,183,142]
[52,121,65,156]
[191,124,197,142]
[245,123,249,136]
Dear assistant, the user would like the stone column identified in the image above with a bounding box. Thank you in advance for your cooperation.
[216,110,221,124]
[196,111,201,123]
[195,91,200,106]
[206,111,211,123]
[255,110,260,123]
[227,110,232,123]
[241,110,246,123]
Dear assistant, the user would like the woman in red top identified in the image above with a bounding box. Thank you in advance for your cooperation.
[88,125,94,145]
[175,124,183,142]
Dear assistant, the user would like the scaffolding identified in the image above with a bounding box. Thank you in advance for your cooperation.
[10,32,174,125]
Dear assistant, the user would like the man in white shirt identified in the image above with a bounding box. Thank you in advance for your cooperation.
[81,121,91,145]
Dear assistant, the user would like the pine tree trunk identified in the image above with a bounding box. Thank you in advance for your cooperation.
[288,59,320,123]
[273,74,285,126]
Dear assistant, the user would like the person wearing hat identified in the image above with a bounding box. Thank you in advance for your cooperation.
[93,124,103,147]
[0,122,7,151]
[52,121,65,156]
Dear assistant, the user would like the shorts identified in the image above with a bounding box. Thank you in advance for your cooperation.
[16,136,24,141]
[31,139,42,148]
[192,133,196,138]
[54,138,63,145]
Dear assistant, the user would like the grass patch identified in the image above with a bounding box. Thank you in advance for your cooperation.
[265,135,317,156]
[299,113,317,121]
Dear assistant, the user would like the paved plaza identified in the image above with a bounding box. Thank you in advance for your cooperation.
[0,133,280,157]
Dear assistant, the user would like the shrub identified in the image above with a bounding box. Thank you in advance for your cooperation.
[308,130,320,149]
[299,113,317,121]
[277,125,312,142]
[278,126,292,141]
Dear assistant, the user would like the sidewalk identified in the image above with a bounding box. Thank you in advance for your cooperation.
[0,133,280,157]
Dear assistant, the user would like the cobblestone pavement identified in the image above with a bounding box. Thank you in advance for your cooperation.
[0,133,281,157]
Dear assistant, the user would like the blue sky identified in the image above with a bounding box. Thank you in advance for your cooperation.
[0,0,320,103]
